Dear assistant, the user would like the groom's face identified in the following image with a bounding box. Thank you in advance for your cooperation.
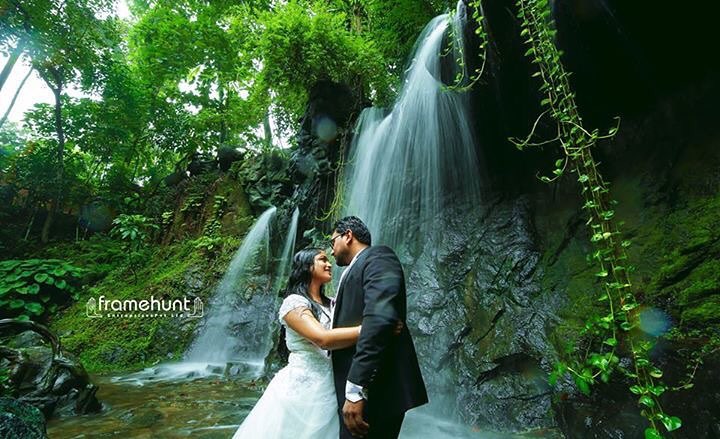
[330,229,351,266]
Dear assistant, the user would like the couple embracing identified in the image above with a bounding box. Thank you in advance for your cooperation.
[232,216,428,438]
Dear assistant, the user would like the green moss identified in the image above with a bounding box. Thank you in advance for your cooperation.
[8,171,254,374]
[538,170,720,345]
[534,196,601,350]
[681,296,720,325]
[638,195,720,328]
[48,237,233,374]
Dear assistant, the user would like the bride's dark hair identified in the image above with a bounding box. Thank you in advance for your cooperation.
[277,248,332,362]
[284,248,331,308]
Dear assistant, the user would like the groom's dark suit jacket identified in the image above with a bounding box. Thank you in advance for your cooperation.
[331,245,428,419]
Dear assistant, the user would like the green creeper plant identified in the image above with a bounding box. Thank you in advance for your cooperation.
[499,0,682,437]
[442,1,489,92]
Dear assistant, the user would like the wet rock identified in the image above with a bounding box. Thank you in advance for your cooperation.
[0,397,48,439]
[407,197,563,432]
[218,146,244,172]
[0,321,102,419]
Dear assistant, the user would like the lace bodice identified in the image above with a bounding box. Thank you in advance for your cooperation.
[278,294,332,368]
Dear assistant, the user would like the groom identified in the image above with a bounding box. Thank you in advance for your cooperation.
[329,216,428,438]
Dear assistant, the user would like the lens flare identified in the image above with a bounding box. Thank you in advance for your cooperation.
[638,307,672,336]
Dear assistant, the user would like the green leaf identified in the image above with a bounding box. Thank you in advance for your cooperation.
[603,337,617,347]
[637,358,650,367]
[24,302,44,315]
[639,395,655,408]
[573,375,591,395]
[34,273,48,283]
[660,415,682,432]
[629,385,644,395]
[649,368,663,379]
[9,299,25,309]
[649,385,666,396]
[56,279,68,290]
[0,260,22,271]
[27,283,40,295]
[621,302,638,311]
[644,428,663,439]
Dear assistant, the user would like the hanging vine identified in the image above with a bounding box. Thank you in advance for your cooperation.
[496,0,683,437]
[442,1,489,92]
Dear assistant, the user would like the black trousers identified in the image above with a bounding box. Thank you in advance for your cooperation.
[339,411,405,439]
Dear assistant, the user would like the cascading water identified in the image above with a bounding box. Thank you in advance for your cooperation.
[273,207,299,293]
[343,4,484,250]
[115,206,284,384]
[341,3,490,436]
[185,206,277,364]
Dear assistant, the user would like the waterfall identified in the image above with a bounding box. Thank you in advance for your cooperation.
[186,206,277,363]
[343,4,484,249]
[340,3,489,435]
[114,206,283,385]
[273,207,299,293]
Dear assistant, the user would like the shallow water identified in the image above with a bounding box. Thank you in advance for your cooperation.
[47,372,559,439]
[47,374,260,438]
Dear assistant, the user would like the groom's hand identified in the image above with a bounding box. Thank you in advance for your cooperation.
[343,399,369,437]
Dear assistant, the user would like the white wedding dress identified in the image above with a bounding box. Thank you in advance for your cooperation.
[232,294,339,438]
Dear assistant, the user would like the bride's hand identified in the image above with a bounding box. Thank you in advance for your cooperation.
[393,320,404,336]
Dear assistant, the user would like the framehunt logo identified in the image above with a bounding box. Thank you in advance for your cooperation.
[86,295,204,319]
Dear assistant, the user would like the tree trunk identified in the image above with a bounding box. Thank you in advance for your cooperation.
[0,39,26,94]
[218,83,227,144]
[263,112,273,149]
[24,208,36,241]
[0,67,33,129]
[40,82,65,244]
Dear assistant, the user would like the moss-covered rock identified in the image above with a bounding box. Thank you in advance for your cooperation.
[47,173,255,374]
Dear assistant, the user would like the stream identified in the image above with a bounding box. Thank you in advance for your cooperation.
[46,371,560,438]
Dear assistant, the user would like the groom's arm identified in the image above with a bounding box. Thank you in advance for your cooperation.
[347,246,403,389]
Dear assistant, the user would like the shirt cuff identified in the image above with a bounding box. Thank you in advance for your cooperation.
[345,380,367,402]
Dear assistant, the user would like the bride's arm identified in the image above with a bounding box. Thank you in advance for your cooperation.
[283,307,360,350]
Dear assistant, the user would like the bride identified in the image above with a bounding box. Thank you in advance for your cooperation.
[233,248,396,438]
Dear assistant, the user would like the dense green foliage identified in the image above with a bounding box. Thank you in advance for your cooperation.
[1,0,448,245]
[0,258,84,321]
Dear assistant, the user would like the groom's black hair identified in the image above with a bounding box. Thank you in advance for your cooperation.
[334,216,372,246]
